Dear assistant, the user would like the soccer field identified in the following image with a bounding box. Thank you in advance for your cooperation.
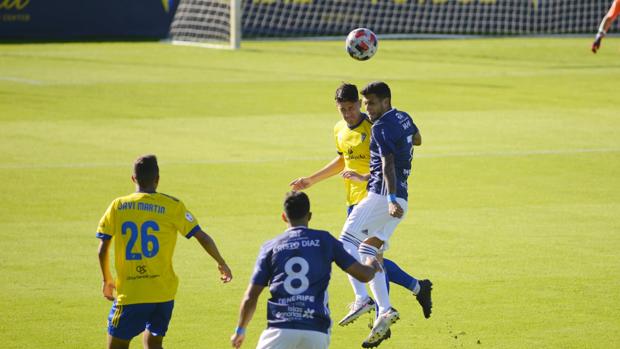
[1,38,619,349]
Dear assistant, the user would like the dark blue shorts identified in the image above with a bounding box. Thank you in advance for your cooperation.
[107,300,174,340]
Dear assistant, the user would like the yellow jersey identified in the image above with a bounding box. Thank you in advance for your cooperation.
[96,192,201,305]
[333,115,372,206]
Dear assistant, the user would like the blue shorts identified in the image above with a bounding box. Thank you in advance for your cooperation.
[107,300,174,340]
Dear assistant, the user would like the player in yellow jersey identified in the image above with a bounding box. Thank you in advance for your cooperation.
[290,83,432,346]
[289,83,372,208]
[96,154,232,349]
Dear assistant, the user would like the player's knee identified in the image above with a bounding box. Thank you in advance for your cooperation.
[339,233,360,254]
[358,242,380,264]
[375,253,384,263]
[143,331,164,349]
[363,236,383,248]
[107,336,130,349]
[144,340,163,349]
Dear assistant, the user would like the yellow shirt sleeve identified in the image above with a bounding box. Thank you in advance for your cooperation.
[334,122,344,154]
[174,201,201,239]
[96,200,117,240]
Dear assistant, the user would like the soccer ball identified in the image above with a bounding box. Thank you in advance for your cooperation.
[345,28,378,61]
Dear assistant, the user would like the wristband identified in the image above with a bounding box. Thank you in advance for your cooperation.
[235,327,246,335]
[387,194,397,203]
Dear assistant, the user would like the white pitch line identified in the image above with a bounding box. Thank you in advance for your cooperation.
[0,148,619,170]
[418,147,620,159]
[0,76,44,85]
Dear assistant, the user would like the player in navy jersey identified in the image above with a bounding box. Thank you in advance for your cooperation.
[289,83,432,337]
[230,191,381,349]
[339,81,431,347]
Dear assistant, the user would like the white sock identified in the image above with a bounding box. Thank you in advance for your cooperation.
[358,242,391,314]
[369,270,391,314]
[340,233,369,301]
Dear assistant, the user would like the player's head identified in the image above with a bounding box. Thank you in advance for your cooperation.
[132,154,160,191]
[361,81,392,121]
[282,191,312,226]
[335,83,363,126]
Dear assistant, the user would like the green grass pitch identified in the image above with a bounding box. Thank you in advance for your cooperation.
[1,38,619,348]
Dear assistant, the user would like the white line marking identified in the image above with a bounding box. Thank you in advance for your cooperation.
[418,147,620,158]
[0,77,44,85]
[0,148,618,170]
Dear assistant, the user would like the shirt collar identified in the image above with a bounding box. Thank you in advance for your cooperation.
[287,225,307,230]
[347,113,368,130]
[375,108,395,122]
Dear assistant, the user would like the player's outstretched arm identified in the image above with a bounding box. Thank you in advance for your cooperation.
[289,155,344,190]
[193,230,233,283]
[97,239,115,301]
[231,284,264,348]
[345,258,382,282]
[341,170,370,182]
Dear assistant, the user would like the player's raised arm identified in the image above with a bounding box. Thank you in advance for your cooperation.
[382,153,404,218]
[231,283,264,348]
[332,231,381,282]
[97,238,115,301]
[345,259,382,282]
[289,155,344,190]
[193,230,233,282]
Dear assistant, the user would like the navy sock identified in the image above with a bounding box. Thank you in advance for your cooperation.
[384,258,418,292]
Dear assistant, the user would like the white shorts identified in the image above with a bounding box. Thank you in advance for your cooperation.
[256,328,330,349]
[341,192,408,251]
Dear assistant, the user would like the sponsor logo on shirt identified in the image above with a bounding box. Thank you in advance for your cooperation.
[302,309,315,319]
[185,212,194,222]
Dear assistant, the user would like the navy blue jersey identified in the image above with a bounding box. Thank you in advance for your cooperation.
[251,226,357,334]
[367,108,418,200]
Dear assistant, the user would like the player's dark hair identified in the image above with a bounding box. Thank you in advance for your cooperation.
[284,191,310,220]
[361,81,391,100]
[134,154,159,187]
[335,83,359,103]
